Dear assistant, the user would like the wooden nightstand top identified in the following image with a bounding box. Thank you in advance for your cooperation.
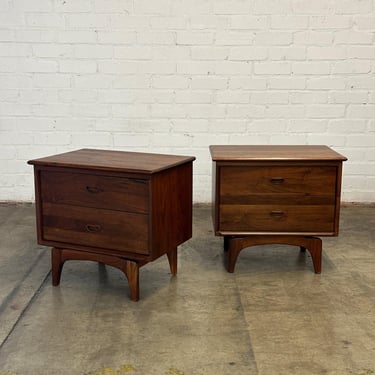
[28,148,195,174]
[210,145,347,162]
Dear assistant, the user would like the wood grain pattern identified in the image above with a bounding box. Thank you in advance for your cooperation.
[210,145,346,274]
[219,204,335,233]
[43,202,149,254]
[150,162,193,260]
[29,149,195,301]
[29,148,195,174]
[220,165,336,196]
[210,145,347,161]
[41,170,150,214]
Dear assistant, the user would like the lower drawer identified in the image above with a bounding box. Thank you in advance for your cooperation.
[42,203,149,255]
[219,204,335,233]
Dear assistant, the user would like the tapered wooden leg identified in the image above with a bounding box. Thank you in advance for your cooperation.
[226,236,323,274]
[228,239,243,273]
[305,237,322,274]
[123,261,140,302]
[167,247,177,275]
[51,247,64,286]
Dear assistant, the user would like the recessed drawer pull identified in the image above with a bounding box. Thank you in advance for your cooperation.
[133,179,147,184]
[85,224,102,232]
[86,186,102,194]
[270,210,285,218]
[270,177,285,184]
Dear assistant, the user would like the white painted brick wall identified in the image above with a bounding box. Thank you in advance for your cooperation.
[1,0,375,202]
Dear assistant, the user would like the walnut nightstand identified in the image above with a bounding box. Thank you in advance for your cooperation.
[29,149,195,301]
[210,145,347,273]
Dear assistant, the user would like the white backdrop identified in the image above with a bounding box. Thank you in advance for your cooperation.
[1,0,374,202]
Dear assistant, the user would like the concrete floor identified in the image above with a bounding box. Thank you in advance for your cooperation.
[0,204,374,375]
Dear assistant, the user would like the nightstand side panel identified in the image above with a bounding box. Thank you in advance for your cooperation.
[150,161,193,260]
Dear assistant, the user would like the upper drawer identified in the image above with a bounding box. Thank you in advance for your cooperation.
[219,166,337,203]
[40,170,149,214]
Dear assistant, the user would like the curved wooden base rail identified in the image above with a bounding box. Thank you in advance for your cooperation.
[51,247,177,302]
[224,235,322,274]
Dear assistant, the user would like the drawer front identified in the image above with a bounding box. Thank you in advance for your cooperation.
[219,205,335,233]
[41,171,149,214]
[42,203,149,255]
[220,166,336,205]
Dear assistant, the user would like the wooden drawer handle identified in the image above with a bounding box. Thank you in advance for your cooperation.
[270,210,285,218]
[85,224,102,232]
[86,186,102,194]
[270,177,285,184]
